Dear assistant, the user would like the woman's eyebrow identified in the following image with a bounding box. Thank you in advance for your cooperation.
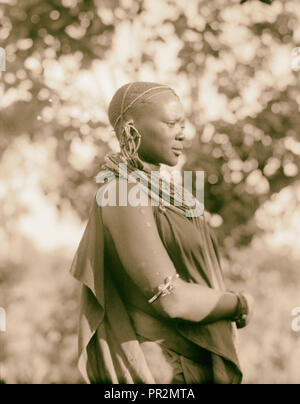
[165,117,185,122]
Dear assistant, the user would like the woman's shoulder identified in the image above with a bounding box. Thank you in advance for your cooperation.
[96,176,152,208]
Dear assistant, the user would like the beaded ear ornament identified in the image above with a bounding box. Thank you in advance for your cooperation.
[119,119,142,160]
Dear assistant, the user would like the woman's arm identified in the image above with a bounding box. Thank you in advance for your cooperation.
[101,181,238,324]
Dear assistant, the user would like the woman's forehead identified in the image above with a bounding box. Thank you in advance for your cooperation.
[141,94,184,120]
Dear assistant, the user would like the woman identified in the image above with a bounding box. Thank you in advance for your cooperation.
[70,82,254,384]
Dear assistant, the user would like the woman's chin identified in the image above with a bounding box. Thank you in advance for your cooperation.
[139,153,179,168]
[165,155,179,167]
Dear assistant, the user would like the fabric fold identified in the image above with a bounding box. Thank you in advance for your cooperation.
[70,197,155,384]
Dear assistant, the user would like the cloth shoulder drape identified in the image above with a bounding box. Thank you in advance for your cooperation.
[70,196,156,383]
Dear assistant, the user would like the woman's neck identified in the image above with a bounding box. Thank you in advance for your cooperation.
[140,158,161,172]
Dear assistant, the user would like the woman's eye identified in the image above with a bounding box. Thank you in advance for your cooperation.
[166,121,176,128]
[165,121,185,129]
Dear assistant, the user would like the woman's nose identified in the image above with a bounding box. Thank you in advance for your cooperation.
[175,125,185,141]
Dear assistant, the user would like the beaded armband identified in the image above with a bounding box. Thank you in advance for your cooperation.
[148,273,180,304]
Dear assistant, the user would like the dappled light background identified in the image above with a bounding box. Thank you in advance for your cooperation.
[0,0,300,383]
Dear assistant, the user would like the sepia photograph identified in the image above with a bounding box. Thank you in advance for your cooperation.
[0,0,300,387]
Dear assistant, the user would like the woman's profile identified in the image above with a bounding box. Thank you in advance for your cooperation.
[70,81,254,384]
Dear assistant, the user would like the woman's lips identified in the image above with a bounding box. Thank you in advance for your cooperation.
[172,148,183,156]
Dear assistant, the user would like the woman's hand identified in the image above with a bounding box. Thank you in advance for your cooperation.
[234,292,255,329]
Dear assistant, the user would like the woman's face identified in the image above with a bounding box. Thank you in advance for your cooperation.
[130,93,186,167]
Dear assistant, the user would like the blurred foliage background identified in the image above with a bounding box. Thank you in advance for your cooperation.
[0,0,300,384]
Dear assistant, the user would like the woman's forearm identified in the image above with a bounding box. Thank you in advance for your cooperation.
[197,292,238,324]
[154,279,237,323]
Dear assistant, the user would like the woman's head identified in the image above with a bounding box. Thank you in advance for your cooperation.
[108,82,186,167]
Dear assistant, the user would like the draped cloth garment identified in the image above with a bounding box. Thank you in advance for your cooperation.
[70,186,243,384]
